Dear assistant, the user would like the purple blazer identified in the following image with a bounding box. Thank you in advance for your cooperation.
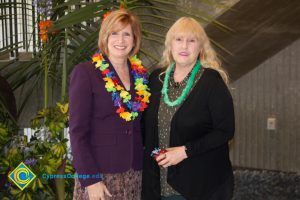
[69,61,143,187]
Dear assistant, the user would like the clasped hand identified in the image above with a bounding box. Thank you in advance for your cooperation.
[87,181,112,200]
[156,146,188,168]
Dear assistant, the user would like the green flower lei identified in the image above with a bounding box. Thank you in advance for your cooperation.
[162,60,201,107]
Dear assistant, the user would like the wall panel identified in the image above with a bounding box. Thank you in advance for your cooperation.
[230,39,300,173]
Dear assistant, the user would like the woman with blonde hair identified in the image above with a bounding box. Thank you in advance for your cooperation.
[142,17,235,200]
[69,9,150,200]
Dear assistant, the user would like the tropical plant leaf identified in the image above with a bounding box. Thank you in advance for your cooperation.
[0,0,230,119]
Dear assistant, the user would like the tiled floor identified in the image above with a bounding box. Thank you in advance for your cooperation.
[233,169,300,200]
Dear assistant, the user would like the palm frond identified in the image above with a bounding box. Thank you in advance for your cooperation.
[0,0,230,119]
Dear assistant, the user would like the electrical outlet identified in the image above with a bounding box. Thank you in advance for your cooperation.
[267,117,276,130]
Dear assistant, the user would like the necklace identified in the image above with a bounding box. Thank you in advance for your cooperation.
[162,60,201,107]
[170,70,192,88]
[92,52,151,121]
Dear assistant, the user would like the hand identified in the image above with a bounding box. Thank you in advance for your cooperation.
[156,146,188,168]
[87,181,112,200]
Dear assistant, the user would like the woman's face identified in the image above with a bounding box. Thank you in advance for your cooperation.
[171,33,201,68]
[107,23,134,60]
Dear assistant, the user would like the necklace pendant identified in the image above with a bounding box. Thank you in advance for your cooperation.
[174,82,180,88]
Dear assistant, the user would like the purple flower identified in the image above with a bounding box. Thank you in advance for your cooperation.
[46,0,52,6]
[33,0,53,18]
[131,102,140,112]
[24,158,37,166]
[114,98,121,107]
[47,10,53,16]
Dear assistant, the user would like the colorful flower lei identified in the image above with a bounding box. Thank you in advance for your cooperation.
[92,53,151,121]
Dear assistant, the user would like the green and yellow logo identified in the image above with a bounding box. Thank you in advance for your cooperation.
[8,162,36,190]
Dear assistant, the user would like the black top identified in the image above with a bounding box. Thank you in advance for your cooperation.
[142,68,235,200]
[158,68,204,197]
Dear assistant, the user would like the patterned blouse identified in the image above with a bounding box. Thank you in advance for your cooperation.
[158,68,204,197]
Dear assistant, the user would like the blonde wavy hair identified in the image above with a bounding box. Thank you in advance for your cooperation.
[160,17,229,84]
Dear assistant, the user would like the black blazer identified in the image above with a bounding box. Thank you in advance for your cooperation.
[142,68,235,200]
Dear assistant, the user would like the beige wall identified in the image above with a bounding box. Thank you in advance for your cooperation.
[229,39,300,173]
